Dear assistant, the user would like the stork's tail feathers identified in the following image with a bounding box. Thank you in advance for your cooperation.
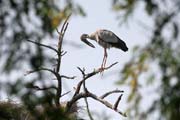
[110,40,128,52]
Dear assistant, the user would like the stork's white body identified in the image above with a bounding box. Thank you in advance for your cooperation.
[89,29,120,49]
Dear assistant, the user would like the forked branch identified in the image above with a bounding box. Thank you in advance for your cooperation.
[66,62,126,117]
[26,15,72,107]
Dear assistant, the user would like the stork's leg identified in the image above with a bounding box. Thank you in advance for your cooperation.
[100,48,107,72]
[103,48,107,68]
[101,55,105,69]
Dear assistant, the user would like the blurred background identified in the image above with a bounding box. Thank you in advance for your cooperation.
[0,0,180,120]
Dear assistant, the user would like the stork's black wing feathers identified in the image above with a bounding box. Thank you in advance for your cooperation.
[108,37,128,52]
[97,29,128,52]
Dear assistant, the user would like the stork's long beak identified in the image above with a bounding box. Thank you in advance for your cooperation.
[81,38,95,48]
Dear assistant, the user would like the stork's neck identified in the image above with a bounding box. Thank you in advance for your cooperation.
[89,32,97,40]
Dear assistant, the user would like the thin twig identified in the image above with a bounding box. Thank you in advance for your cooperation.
[27,85,58,91]
[113,94,123,110]
[58,14,71,36]
[87,91,126,117]
[25,67,55,75]
[61,51,67,56]
[61,75,76,79]
[27,39,58,53]
[85,62,118,79]
[81,67,94,120]
[77,67,85,76]
[84,97,94,120]
[25,67,61,81]
[55,14,71,106]
[61,91,71,97]
[100,89,124,99]
[74,62,118,97]
[56,14,71,73]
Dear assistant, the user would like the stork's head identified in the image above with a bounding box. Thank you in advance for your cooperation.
[80,34,95,48]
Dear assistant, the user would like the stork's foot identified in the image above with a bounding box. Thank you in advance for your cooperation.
[99,67,104,72]
[99,66,105,74]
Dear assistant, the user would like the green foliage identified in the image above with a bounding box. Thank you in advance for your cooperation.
[112,0,180,119]
[144,0,158,15]
[112,0,137,23]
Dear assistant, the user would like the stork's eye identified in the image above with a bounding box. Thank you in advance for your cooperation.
[80,34,87,40]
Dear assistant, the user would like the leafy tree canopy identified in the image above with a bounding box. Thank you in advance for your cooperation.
[112,0,180,119]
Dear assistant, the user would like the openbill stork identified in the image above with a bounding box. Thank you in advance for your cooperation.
[81,29,128,70]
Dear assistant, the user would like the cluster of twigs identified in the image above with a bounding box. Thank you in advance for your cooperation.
[25,15,126,118]
[26,14,72,106]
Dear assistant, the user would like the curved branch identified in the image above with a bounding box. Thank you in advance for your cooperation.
[66,90,126,117]
[27,85,58,91]
[113,94,123,110]
[61,75,76,79]
[74,62,118,96]
[25,67,60,80]
[27,39,58,54]
[100,89,124,99]
[84,97,94,120]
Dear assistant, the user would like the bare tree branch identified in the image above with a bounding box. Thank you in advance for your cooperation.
[61,50,67,56]
[61,91,71,98]
[24,67,61,82]
[84,97,94,120]
[66,90,126,117]
[66,61,126,117]
[25,67,55,75]
[80,67,94,120]
[56,14,71,73]
[77,67,85,76]
[27,39,58,54]
[74,62,118,97]
[100,89,124,99]
[55,14,71,106]
[25,15,72,107]
[61,75,76,79]
[113,94,123,110]
[27,85,58,91]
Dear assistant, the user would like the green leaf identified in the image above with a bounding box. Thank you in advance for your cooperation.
[77,5,86,16]
[139,52,148,63]
[127,92,135,102]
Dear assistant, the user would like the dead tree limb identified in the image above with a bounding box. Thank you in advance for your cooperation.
[66,89,126,117]
[100,89,124,99]
[66,62,126,117]
[27,85,58,91]
[55,14,71,106]
[26,14,72,107]
[27,39,58,53]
